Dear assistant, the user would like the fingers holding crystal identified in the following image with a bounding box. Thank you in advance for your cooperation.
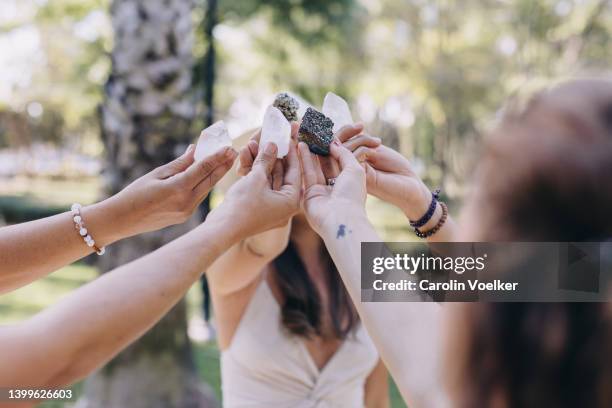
[299,142,325,190]
[330,140,362,172]
[272,160,284,191]
[155,144,196,179]
[281,141,301,192]
[193,154,236,201]
[319,154,340,180]
[290,122,299,141]
[352,145,378,164]
[181,146,237,188]
[237,140,258,176]
[253,142,279,181]
[335,123,364,143]
[249,128,262,143]
[342,133,381,152]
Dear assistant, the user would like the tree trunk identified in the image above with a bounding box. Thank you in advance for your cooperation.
[202,0,218,128]
[197,0,218,324]
[78,1,217,407]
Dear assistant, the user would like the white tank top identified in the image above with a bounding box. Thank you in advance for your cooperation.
[221,280,379,408]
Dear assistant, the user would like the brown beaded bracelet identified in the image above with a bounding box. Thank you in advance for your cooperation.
[414,201,448,239]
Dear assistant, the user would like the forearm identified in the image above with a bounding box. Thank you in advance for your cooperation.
[320,212,447,407]
[0,196,129,293]
[244,222,291,257]
[3,210,237,387]
[207,219,290,295]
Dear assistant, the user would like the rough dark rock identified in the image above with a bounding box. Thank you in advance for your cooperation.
[298,107,334,156]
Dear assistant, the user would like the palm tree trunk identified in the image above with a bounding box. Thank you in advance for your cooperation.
[78,1,216,407]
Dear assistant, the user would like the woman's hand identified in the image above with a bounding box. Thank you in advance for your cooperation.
[234,127,295,257]
[338,132,431,221]
[299,140,367,235]
[316,123,380,180]
[0,143,238,294]
[106,144,238,238]
[209,141,301,242]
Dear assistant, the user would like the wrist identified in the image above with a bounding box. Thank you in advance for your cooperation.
[416,201,444,235]
[400,182,434,221]
[320,202,368,240]
[203,205,244,251]
[80,196,130,247]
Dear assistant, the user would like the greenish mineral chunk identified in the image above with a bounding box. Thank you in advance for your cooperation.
[273,92,300,122]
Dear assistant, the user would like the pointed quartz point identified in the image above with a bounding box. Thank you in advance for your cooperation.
[194,120,232,161]
[322,92,354,133]
[260,106,291,158]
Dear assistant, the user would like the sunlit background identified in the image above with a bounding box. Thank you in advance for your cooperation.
[0,0,610,406]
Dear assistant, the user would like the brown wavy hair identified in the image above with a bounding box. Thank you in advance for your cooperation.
[449,79,612,408]
[273,240,359,340]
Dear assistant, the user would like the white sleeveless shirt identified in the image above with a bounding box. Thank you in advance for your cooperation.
[221,281,379,408]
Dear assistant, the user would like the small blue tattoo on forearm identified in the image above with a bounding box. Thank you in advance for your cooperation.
[336,224,351,239]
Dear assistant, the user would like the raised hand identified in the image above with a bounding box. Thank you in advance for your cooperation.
[337,131,432,222]
[109,144,238,237]
[0,143,238,294]
[317,123,380,180]
[299,140,367,235]
[236,123,300,189]
[210,140,301,239]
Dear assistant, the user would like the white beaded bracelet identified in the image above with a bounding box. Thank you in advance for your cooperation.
[71,203,105,255]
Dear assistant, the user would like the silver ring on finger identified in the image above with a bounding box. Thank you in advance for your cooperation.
[327,177,336,186]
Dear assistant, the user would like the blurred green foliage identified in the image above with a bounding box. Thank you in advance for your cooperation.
[1,0,610,190]
[221,0,360,44]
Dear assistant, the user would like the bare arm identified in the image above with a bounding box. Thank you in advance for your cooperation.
[364,359,390,408]
[0,209,237,389]
[0,145,237,293]
[207,128,293,295]
[207,224,290,295]
[339,132,458,242]
[319,212,447,408]
[0,140,300,395]
[207,127,300,348]
[300,142,449,408]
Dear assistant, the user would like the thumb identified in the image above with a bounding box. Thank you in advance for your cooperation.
[330,140,361,171]
[155,144,195,179]
[252,142,278,177]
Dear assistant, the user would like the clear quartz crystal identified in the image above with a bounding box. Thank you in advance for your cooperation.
[194,120,232,161]
[260,106,291,158]
[322,92,354,133]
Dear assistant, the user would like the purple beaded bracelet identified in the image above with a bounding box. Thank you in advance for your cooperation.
[415,202,448,239]
[409,189,441,228]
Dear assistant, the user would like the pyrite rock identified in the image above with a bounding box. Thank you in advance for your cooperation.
[273,92,300,122]
[299,107,334,156]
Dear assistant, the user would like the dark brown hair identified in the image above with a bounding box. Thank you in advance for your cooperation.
[451,79,612,408]
[273,240,358,340]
